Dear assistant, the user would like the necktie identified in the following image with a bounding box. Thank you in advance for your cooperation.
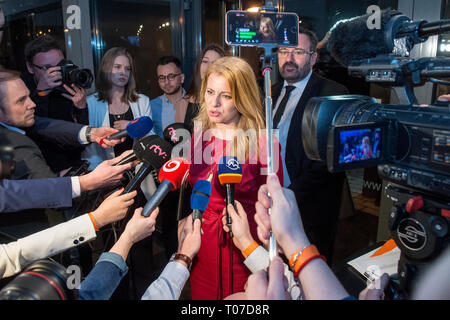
[273,85,295,129]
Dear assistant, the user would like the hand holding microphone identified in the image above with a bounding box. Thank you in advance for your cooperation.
[106,116,153,141]
[218,156,243,238]
[141,158,190,217]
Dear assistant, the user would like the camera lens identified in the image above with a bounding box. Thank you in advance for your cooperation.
[71,69,93,89]
[0,260,72,300]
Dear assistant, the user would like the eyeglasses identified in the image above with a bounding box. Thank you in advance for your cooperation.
[157,73,181,82]
[278,48,315,57]
[32,64,55,71]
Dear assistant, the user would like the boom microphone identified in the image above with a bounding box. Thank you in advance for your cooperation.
[107,116,153,140]
[191,173,213,222]
[141,158,190,217]
[328,9,450,66]
[217,156,243,238]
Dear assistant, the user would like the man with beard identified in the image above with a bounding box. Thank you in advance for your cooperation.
[272,27,348,264]
[150,56,185,137]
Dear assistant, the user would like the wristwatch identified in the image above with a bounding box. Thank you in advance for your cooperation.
[171,253,192,271]
[85,126,93,143]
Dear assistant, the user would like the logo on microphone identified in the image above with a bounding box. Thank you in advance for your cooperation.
[149,144,168,159]
[162,159,181,172]
[226,158,240,171]
[168,127,179,142]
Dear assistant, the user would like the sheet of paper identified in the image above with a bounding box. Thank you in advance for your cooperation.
[347,245,401,281]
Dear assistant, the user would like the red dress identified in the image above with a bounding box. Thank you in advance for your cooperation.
[188,133,283,300]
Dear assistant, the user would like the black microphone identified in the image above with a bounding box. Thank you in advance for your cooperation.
[107,116,153,140]
[121,137,173,194]
[328,9,450,66]
[163,123,190,146]
[115,135,159,166]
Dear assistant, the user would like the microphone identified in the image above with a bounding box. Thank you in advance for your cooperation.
[121,137,173,194]
[115,135,158,165]
[107,116,153,140]
[163,123,189,145]
[116,135,172,167]
[328,9,450,66]
[217,156,243,238]
[191,173,213,222]
[141,158,190,217]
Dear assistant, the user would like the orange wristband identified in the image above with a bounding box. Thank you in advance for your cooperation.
[291,245,326,277]
[242,241,259,258]
[88,212,99,231]
[37,91,49,96]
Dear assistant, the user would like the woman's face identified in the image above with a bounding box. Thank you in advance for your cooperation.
[204,72,240,128]
[200,50,222,79]
[110,55,131,87]
[260,21,269,35]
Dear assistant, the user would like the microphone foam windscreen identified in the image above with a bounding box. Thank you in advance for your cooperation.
[191,179,212,212]
[158,158,190,190]
[163,123,189,145]
[135,136,173,169]
[327,9,399,66]
[126,116,154,138]
[217,156,243,185]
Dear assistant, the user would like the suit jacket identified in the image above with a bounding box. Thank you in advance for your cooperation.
[0,177,72,213]
[0,126,57,240]
[0,213,96,278]
[0,126,55,180]
[22,73,86,172]
[272,72,348,260]
[30,116,84,149]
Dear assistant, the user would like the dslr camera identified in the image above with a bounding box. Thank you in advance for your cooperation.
[57,59,93,89]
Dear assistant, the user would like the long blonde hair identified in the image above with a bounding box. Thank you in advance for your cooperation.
[194,56,265,162]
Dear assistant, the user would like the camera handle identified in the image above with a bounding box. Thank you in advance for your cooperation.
[260,44,279,261]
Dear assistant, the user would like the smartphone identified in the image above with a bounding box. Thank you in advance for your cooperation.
[225,10,299,47]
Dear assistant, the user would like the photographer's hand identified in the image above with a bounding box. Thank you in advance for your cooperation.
[35,66,62,92]
[62,83,87,109]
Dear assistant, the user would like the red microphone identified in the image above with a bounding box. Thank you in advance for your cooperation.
[141,158,190,217]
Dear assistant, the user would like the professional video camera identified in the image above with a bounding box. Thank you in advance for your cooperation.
[56,59,93,89]
[303,9,450,299]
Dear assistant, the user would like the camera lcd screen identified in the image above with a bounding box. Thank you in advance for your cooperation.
[225,11,298,47]
[338,127,382,164]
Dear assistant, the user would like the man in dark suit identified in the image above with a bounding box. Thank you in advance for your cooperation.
[272,27,348,263]
[0,69,133,239]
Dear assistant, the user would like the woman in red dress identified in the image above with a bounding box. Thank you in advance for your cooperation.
[188,56,283,300]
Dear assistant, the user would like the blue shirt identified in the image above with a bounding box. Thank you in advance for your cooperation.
[149,89,185,137]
